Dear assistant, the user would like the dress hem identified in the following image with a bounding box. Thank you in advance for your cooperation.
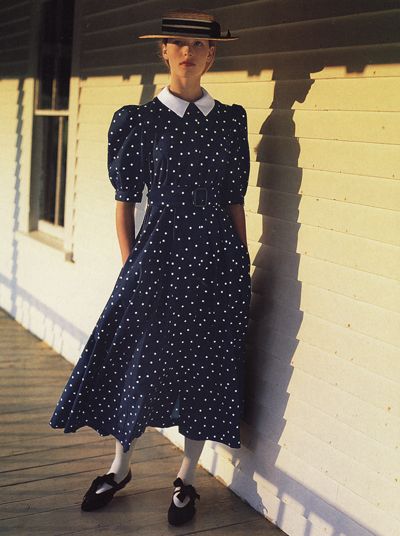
[49,418,241,451]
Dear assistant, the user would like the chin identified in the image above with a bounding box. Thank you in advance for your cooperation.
[179,71,200,79]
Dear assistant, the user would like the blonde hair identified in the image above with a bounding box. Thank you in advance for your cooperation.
[156,9,217,76]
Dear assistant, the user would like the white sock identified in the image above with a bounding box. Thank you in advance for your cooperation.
[96,437,139,494]
[173,437,205,507]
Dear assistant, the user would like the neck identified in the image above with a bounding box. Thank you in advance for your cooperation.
[168,76,203,102]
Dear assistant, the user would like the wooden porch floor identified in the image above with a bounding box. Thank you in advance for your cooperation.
[0,308,285,536]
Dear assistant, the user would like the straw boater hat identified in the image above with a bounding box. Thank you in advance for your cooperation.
[138,10,239,41]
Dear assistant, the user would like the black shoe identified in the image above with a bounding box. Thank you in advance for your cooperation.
[167,476,200,526]
[81,468,132,511]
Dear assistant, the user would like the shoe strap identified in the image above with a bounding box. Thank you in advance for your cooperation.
[173,477,200,502]
[88,473,118,494]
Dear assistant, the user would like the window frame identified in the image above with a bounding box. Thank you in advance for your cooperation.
[27,0,81,262]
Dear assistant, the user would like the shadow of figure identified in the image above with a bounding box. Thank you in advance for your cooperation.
[229,64,328,528]
[245,64,318,430]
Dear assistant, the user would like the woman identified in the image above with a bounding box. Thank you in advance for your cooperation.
[49,8,251,527]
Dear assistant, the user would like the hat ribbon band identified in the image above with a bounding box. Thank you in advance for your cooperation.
[161,18,221,38]
[162,17,215,29]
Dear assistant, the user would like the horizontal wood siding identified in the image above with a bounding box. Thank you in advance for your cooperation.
[0,2,32,76]
[0,1,35,274]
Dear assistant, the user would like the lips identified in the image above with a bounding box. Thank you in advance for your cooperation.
[181,62,195,66]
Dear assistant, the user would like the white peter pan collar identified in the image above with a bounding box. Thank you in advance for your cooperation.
[156,85,215,117]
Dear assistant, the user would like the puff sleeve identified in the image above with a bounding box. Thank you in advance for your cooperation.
[107,105,148,202]
[221,104,250,206]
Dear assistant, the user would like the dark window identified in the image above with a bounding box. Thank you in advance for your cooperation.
[31,0,75,229]
[36,0,74,110]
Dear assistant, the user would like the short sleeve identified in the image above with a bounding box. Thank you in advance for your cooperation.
[107,105,147,202]
[221,104,250,206]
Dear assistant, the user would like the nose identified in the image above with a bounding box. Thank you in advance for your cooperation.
[182,44,194,56]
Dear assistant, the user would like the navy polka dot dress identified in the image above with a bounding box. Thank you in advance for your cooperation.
[49,86,251,452]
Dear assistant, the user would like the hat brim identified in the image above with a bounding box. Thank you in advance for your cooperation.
[137,34,239,41]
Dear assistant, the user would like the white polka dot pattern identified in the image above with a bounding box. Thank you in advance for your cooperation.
[49,96,252,452]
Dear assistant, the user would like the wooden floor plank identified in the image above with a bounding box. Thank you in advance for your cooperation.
[0,307,284,535]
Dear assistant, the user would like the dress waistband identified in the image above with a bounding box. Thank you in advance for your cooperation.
[147,186,223,208]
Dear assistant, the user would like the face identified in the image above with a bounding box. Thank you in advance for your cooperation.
[162,37,215,78]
